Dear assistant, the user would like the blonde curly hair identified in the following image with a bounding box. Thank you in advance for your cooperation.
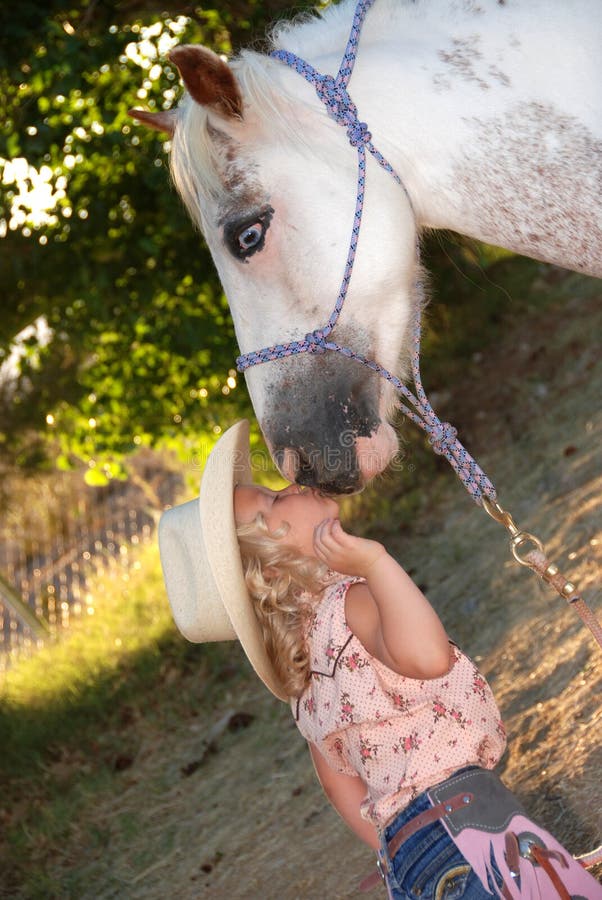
[236,513,333,698]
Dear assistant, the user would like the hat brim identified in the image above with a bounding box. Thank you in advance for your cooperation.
[160,420,288,702]
[200,420,288,701]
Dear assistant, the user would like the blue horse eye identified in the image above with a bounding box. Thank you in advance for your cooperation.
[238,224,263,250]
[225,206,274,261]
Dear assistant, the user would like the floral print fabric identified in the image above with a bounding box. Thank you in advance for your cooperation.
[293,578,507,826]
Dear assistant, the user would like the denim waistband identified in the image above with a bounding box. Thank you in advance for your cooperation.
[382,766,482,843]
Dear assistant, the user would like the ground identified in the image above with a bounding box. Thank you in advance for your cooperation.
[1,262,601,898]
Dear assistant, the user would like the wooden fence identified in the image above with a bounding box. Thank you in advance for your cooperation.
[0,460,180,669]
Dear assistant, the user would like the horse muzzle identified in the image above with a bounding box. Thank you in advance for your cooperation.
[275,444,363,494]
[264,398,398,494]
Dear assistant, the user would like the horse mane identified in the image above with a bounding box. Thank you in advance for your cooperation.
[269,1,356,60]
[170,0,400,230]
[269,0,405,60]
[169,0,516,230]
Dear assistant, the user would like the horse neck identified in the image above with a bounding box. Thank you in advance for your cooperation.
[284,0,601,273]
[275,1,510,227]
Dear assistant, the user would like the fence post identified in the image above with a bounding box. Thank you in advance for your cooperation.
[0,571,50,640]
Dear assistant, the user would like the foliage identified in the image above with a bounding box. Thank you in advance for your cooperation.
[0,1,310,478]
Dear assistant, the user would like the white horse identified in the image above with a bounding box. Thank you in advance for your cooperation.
[132,0,602,494]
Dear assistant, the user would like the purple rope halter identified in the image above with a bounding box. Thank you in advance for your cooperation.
[236,0,497,506]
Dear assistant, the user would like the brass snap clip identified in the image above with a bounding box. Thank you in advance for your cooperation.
[482,497,578,594]
[482,498,543,566]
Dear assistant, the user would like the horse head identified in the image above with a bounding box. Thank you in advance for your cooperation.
[131,43,418,494]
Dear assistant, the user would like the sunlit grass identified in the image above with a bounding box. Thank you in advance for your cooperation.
[1,545,167,769]
[0,537,250,895]
[0,539,247,785]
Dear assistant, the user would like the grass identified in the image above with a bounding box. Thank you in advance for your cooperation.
[0,543,255,897]
[1,548,166,770]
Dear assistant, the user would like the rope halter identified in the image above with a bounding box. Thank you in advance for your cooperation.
[236,0,497,507]
[315,74,372,146]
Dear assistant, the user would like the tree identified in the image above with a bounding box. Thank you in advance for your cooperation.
[0,0,310,480]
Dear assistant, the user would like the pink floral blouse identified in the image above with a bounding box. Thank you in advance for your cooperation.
[293,578,507,826]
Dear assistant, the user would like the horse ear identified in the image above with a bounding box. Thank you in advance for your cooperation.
[128,108,177,135]
[168,45,243,120]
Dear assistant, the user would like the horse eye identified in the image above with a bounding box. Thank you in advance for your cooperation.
[224,206,274,261]
[238,223,264,252]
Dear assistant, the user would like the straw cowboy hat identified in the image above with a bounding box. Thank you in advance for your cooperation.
[158,419,288,702]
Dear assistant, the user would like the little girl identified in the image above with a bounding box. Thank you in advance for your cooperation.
[159,421,601,899]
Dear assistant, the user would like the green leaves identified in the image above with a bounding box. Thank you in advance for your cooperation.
[0,1,281,474]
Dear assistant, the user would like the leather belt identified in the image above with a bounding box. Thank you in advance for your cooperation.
[359,790,474,892]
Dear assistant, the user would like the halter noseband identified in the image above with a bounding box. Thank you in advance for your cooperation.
[235,0,496,506]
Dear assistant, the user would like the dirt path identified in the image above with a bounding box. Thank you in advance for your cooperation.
[40,275,602,899]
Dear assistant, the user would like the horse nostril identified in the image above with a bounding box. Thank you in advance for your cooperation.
[275,444,363,495]
[274,447,302,483]
[292,451,318,488]
[278,447,321,488]
[295,455,362,495]
[316,477,360,495]
[296,449,314,479]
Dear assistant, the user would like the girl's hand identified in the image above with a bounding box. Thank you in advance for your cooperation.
[313,518,386,578]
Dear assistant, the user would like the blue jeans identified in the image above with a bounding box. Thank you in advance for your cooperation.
[380,781,500,900]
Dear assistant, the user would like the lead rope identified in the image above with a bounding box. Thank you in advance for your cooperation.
[235,0,602,657]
